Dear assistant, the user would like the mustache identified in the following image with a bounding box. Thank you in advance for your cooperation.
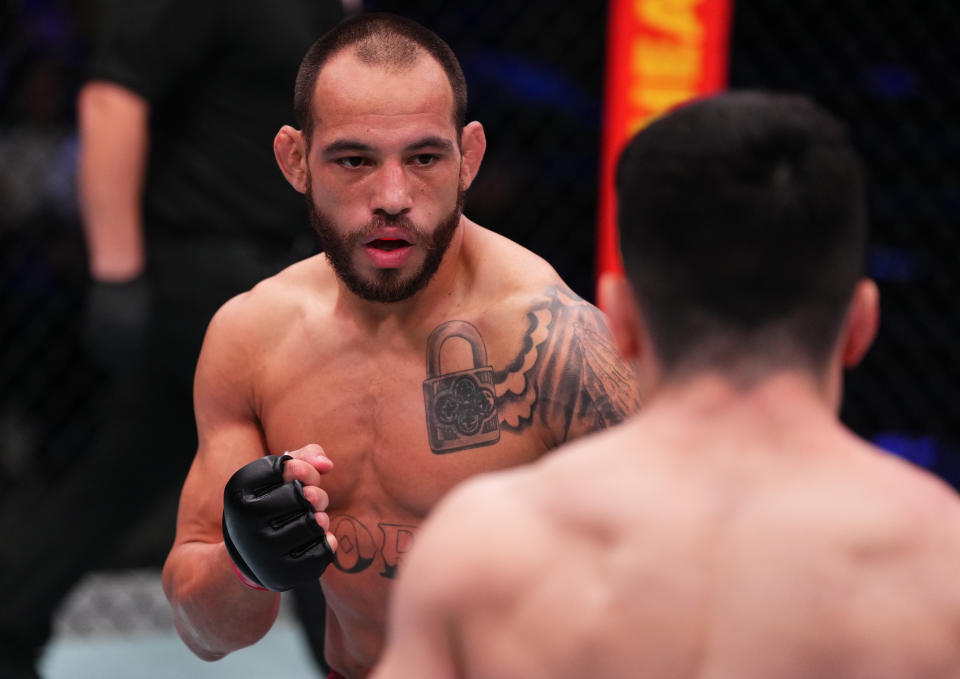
[353,214,423,240]
[347,214,453,254]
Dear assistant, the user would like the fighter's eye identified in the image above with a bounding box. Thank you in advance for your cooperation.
[336,156,369,169]
[411,154,439,167]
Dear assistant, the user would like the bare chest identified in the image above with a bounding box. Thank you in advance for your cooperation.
[255,333,547,518]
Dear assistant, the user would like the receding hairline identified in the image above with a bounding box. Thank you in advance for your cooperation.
[319,42,453,88]
[294,13,468,146]
[309,47,456,122]
[352,29,422,68]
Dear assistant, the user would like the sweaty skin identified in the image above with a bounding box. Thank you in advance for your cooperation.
[373,375,960,679]
[162,48,640,678]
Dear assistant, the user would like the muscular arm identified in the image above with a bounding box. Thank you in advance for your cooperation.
[161,298,281,660]
[495,286,642,446]
[76,81,148,282]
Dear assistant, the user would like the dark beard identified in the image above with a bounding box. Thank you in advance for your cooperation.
[306,188,464,303]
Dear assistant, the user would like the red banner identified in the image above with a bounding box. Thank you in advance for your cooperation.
[597,0,732,285]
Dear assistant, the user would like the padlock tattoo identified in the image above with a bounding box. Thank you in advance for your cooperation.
[423,320,500,453]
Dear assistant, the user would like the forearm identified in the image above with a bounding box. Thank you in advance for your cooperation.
[76,81,149,282]
[162,540,282,660]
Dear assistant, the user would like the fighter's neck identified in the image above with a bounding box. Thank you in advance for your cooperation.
[334,217,475,330]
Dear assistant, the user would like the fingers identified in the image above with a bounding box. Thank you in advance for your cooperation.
[302,486,336,550]
[282,443,334,485]
[303,492,337,555]
[301,484,329,513]
[309,510,337,555]
[282,446,336,549]
[324,532,339,553]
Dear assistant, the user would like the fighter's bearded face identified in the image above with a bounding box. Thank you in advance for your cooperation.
[306,184,465,303]
[299,51,474,303]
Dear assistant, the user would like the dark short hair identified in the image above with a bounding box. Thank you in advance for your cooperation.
[293,12,467,145]
[616,90,867,379]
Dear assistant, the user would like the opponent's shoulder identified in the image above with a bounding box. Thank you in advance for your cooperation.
[834,440,960,573]
[858,439,960,524]
[403,468,557,597]
[861,448,960,619]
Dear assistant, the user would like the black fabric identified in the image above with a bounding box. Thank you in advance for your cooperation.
[88,0,345,244]
[223,455,334,592]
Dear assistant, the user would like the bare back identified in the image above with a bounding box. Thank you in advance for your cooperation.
[380,378,960,679]
[170,220,639,675]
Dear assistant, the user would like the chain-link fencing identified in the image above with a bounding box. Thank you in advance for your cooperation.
[0,0,958,636]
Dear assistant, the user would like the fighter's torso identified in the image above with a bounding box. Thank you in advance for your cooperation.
[257,304,552,555]
[245,259,631,675]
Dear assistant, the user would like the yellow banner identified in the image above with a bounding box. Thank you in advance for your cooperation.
[597,0,732,281]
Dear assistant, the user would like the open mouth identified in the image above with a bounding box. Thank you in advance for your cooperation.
[367,237,411,251]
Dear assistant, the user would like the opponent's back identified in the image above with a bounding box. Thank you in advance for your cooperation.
[425,392,960,679]
[372,90,960,679]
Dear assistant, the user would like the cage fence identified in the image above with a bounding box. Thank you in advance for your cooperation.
[0,0,958,633]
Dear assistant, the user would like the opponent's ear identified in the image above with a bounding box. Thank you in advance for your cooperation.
[841,278,880,368]
[274,125,309,194]
[598,271,642,360]
[459,121,486,190]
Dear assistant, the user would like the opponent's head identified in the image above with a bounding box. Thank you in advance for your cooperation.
[274,13,485,303]
[611,90,877,389]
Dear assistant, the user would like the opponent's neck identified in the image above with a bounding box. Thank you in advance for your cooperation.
[645,371,838,434]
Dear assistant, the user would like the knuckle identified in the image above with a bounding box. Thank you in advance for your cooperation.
[281,458,309,482]
[302,443,325,456]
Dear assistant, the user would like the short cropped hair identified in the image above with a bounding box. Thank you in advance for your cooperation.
[293,12,467,144]
[616,90,867,379]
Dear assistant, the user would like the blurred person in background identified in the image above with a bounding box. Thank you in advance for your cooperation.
[0,1,347,677]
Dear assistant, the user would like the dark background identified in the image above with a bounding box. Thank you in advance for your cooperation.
[1,0,958,560]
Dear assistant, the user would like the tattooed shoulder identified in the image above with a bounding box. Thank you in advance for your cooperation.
[494,285,641,445]
[420,286,640,456]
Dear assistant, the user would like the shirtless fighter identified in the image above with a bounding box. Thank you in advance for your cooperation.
[161,13,640,679]
[372,91,960,679]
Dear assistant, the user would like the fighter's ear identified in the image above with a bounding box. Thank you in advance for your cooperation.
[459,121,486,190]
[274,125,309,194]
[598,271,642,361]
[841,278,880,368]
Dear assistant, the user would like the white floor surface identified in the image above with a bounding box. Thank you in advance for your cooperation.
[39,570,324,679]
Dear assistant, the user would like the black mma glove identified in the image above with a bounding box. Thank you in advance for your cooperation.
[222,454,334,592]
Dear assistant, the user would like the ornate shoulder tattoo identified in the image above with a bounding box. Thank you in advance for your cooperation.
[422,286,640,454]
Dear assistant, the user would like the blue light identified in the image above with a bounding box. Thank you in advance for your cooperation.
[867,246,919,282]
[861,65,918,100]
[872,432,938,468]
[462,49,598,124]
